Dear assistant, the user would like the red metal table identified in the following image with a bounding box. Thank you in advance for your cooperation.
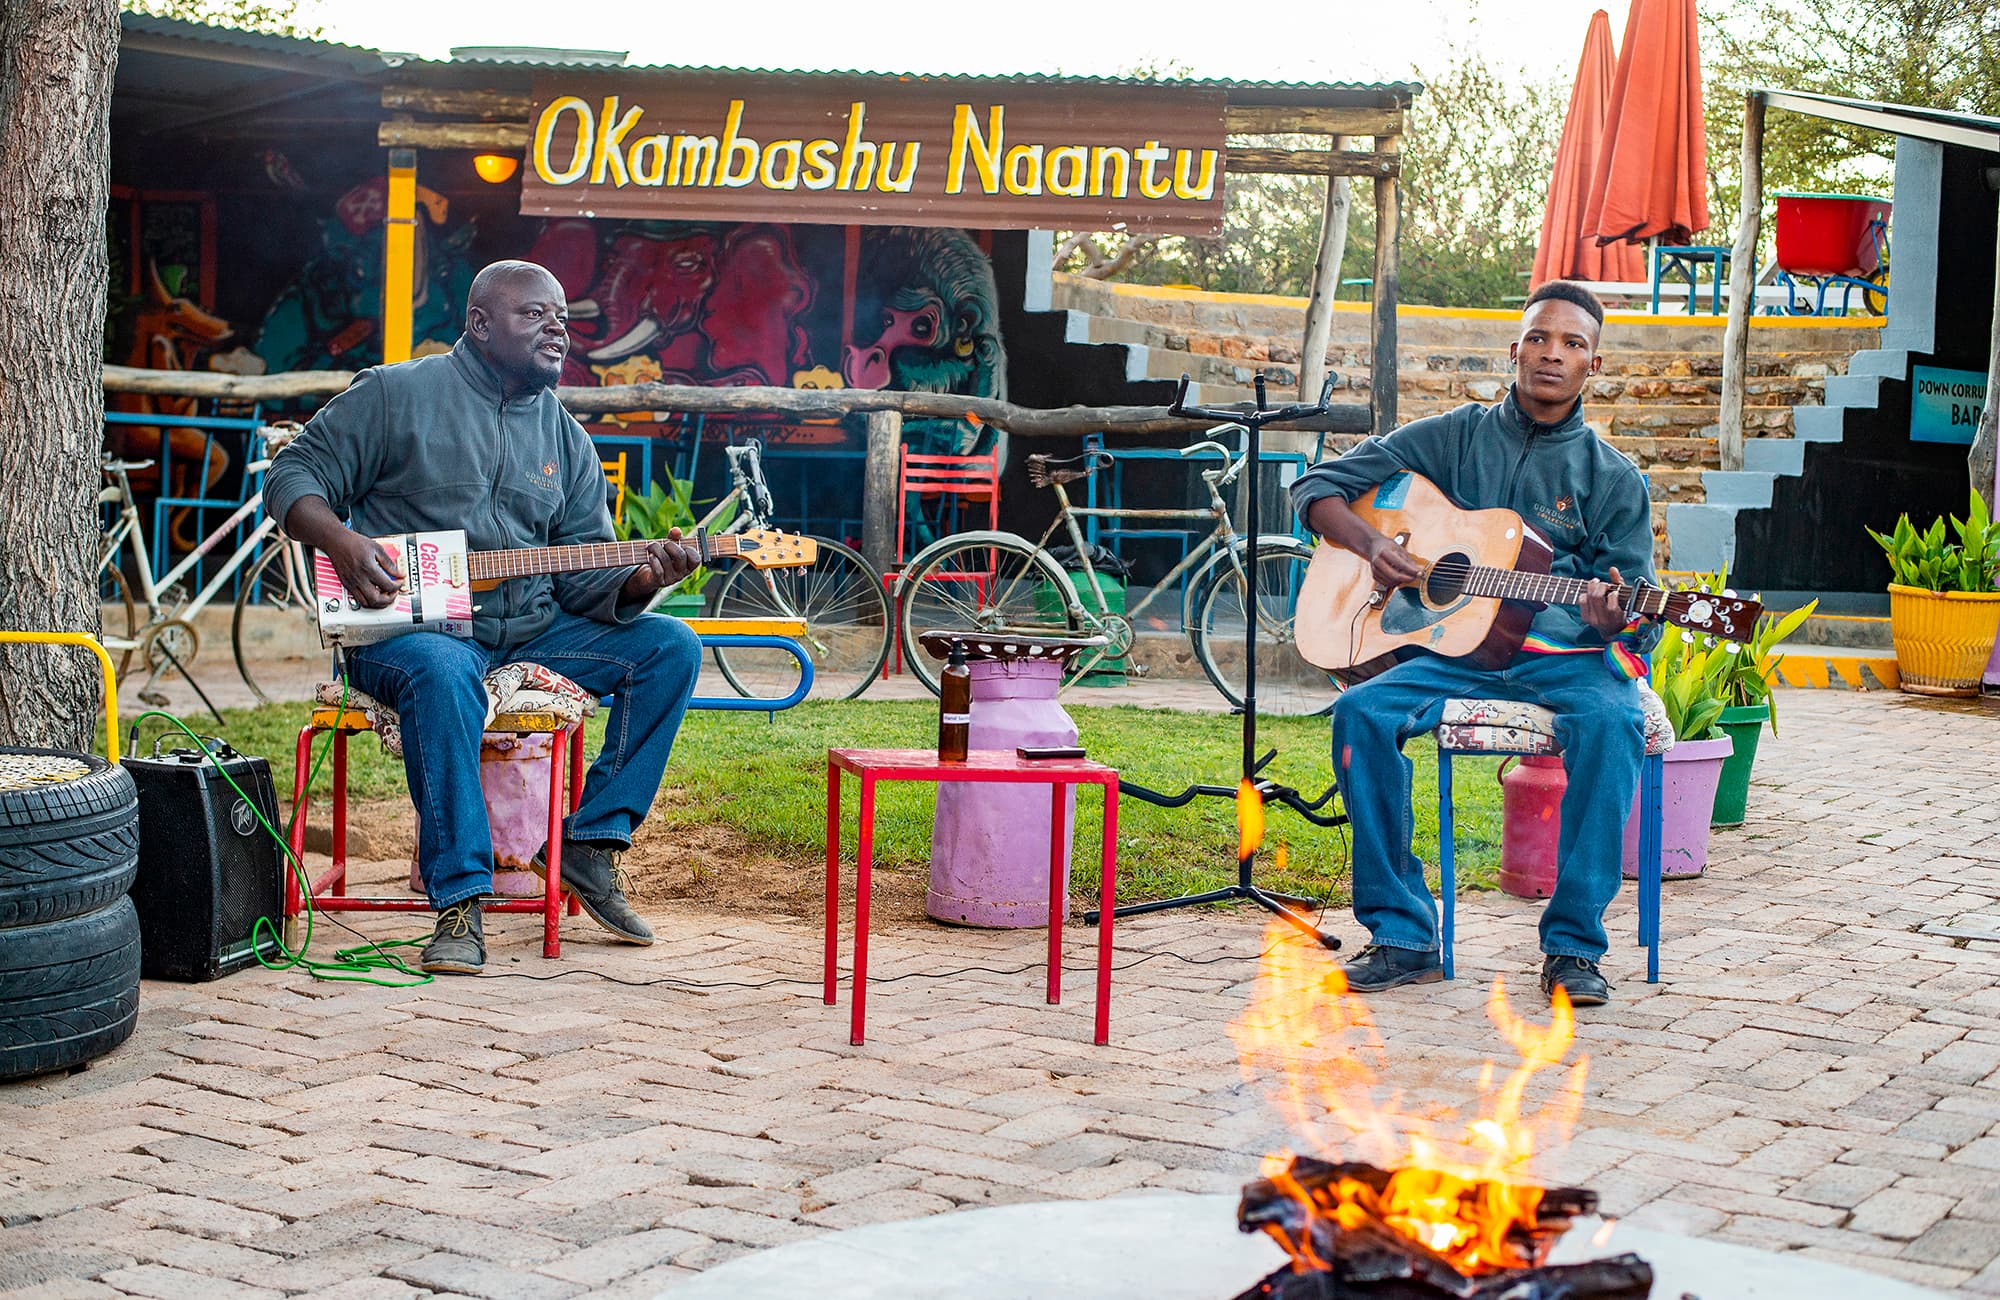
[824,748,1120,1046]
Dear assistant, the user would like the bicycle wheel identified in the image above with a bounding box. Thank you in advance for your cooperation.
[709,536,891,701]
[98,560,138,683]
[896,532,1079,696]
[232,540,320,706]
[1188,540,1338,717]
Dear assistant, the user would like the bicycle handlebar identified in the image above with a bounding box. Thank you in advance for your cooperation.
[1167,371,1337,425]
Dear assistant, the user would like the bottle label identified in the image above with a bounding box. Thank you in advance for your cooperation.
[941,712,971,725]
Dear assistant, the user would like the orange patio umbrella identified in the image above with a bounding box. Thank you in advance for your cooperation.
[1531,10,1645,286]
[1582,0,1710,249]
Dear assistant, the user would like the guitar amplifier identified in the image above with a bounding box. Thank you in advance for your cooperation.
[125,739,286,981]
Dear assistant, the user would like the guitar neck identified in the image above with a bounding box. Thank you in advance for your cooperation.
[1459,564,1666,617]
[466,533,739,583]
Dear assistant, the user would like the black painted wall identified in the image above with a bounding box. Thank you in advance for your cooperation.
[1733,143,1993,594]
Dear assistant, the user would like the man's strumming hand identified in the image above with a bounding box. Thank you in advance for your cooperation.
[325,528,405,610]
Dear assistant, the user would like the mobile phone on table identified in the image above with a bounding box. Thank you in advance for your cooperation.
[1017,745,1086,761]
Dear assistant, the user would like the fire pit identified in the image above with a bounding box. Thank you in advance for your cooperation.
[1232,1155,1650,1299]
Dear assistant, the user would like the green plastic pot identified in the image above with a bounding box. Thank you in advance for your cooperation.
[1710,702,1769,828]
[659,590,706,621]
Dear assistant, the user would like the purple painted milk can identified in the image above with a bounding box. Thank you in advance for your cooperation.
[928,657,1078,927]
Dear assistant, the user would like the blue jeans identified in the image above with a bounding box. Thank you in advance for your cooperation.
[345,612,702,909]
[1329,651,1644,961]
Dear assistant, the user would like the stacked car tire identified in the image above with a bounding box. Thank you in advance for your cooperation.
[0,747,142,1081]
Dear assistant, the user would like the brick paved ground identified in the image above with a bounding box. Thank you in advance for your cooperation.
[4,688,1998,1298]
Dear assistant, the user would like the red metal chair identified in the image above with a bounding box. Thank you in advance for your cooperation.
[882,447,1000,675]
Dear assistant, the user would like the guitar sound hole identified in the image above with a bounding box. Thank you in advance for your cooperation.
[1423,551,1472,605]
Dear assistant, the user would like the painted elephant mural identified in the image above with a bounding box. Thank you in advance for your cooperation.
[529,220,1006,462]
[254,176,476,373]
[527,219,816,391]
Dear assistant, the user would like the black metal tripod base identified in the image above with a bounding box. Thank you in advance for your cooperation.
[1085,881,1342,949]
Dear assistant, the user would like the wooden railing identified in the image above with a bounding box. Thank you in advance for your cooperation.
[102,365,1366,573]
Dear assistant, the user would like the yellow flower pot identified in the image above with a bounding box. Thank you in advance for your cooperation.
[1888,584,2000,696]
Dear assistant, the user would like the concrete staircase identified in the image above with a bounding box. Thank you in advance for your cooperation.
[1048,275,1881,567]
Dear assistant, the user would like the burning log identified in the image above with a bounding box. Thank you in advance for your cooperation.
[1231,1156,1654,1300]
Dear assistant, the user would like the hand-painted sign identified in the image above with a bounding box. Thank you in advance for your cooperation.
[521,73,1225,235]
[1911,365,1988,445]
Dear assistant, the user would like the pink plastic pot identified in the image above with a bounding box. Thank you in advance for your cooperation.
[1622,735,1734,880]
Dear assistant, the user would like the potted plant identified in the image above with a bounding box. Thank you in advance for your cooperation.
[1867,490,2000,696]
[1622,631,1735,879]
[616,477,735,618]
[1672,568,1818,827]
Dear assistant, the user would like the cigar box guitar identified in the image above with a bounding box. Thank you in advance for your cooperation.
[313,528,817,647]
[1294,471,1761,683]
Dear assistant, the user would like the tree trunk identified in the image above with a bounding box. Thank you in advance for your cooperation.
[0,0,120,753]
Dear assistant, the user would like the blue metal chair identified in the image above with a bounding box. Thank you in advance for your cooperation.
[1434,683,1673,984]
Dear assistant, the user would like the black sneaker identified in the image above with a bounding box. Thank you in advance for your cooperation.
[1541,955,1610,1007]
[421,900,485,974]
[531,839,655,945]
[1341,943,1444,992]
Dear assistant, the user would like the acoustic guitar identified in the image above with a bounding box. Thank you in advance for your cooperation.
[313,528,817,647]
[1293,471,1760,683]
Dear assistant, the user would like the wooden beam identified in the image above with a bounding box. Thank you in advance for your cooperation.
[1720,91,1765,474]
[1223,105,1403,136]
[861,411,902,575]
[1371,134,1403,435]
[378,120,528,150]
[1227,148,1398,178]
[382,85,531,118]
[100,365,1374,435]
[1298,138,1352,403]
[382,149,417,364]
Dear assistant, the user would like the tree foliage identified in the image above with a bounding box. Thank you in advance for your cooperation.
[121,0,321,38]
[1056,43,1564,308]
[1698,0,1993,235]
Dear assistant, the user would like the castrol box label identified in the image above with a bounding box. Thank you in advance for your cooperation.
[314,530,473,646]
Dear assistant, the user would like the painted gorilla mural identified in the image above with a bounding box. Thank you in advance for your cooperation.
[843,226,1008,463]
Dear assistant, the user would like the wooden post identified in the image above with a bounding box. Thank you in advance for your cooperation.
[861,409,902,576]
[1370,133,1402,435]
[1971,197,2000,517]
[1719,92,1765,474]
[1298,137,1352,404]
[382,148,417,365]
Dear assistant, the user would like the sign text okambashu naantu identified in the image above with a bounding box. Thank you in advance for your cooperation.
[521,74,1227,235]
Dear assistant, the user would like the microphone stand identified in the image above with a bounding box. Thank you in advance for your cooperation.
[1085,373,1343,950]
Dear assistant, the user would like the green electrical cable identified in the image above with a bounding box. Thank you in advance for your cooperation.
[128,687,434,988]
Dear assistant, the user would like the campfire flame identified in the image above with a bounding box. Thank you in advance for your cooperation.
[1229,924,1590,1276]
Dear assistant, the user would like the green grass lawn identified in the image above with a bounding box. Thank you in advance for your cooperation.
[122,698,1506,908]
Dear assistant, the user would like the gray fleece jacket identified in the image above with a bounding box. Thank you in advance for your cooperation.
[1288,387,1662,657]
[263,339,638,651]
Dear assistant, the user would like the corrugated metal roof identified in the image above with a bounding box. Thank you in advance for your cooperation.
[427,53,1420,99]
[115,12,1418,105]
[118,11,396,73]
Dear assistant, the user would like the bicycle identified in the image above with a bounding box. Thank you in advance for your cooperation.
[647,439,893,701]
[892,428,1338,716]
[97,422,310,707]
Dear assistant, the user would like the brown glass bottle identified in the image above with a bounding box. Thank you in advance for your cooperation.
[937,639,971,763]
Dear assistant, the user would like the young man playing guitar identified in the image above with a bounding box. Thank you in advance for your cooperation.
[264,260,704,974]
[1291,281,1660,1007]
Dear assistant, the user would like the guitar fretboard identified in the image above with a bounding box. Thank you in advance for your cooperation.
[1456,564,1667,616]
[466,533,747,582]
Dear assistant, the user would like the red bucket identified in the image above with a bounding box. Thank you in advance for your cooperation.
[1774,192,1890,277]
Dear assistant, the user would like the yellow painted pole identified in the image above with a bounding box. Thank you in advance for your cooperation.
[0,631,121,764]
[382,147,418,365]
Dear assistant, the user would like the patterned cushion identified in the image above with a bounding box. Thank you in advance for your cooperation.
[312,662,597,758]
[1434,682,1675,757]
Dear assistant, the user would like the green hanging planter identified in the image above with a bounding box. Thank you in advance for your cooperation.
[1710,702,1770,828]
